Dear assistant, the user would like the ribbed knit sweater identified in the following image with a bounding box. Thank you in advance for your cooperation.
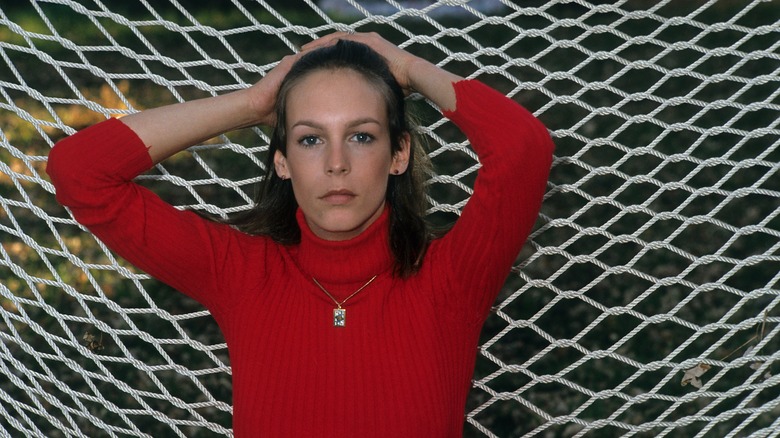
[47,80,554,437]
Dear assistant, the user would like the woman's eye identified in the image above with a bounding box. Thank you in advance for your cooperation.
[351,132,374,144]
[298,136,321,147]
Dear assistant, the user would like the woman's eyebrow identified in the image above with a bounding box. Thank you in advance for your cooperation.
[347,117,382,128]
[290,117,382,130]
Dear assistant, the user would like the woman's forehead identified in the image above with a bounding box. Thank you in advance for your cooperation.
[285,69,389,128]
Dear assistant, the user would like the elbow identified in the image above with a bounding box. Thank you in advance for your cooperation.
[507,113,555,175]
[523,112,555,176]
[538,122,556,171]
[498,100,555,173]
[46,137,78,206]
[502,115,555,200]
[47,133,100,208]
[531,123,555,192]
[45,118,151,226]
[528,112,555,159]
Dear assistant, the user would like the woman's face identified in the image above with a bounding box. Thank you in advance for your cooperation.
[274,68,410,241]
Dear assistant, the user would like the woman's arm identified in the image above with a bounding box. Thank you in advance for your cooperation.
[122,53,300,164]
[46,51,304,315]
[436,81,554,322]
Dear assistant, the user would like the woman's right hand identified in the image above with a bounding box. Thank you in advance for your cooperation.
[246,53,301,127]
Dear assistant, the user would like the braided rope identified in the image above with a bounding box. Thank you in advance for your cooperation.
[1,0,778,436]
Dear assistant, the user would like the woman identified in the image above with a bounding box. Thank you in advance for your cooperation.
[47,32,554,437]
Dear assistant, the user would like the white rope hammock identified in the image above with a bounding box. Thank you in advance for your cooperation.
[0,0,778,436]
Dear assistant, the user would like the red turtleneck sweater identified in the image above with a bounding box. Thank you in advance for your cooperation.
[47,80,554,437]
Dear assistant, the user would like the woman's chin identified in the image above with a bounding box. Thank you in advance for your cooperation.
[306,211,378,242]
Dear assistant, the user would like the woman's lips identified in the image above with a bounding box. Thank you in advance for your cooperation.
[320,189,356,205]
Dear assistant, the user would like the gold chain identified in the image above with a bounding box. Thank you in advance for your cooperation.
[312,275,378,309]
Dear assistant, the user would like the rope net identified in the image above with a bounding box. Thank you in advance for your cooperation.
[1,0,778,436]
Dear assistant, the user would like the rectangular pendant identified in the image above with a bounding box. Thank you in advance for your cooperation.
[333,308,346,327]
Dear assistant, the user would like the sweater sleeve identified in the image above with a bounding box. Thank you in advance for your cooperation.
[433,80,554,323]
[46,118,268,317]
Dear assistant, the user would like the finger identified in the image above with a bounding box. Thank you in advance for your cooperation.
[271,54,299,74]
[301,31,350,50]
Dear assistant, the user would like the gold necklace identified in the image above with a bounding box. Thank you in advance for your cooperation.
[312,275,378,327]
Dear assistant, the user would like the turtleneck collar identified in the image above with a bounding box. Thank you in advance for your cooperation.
[289,205,394,284]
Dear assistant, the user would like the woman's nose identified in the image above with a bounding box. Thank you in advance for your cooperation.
[325,143,350,175]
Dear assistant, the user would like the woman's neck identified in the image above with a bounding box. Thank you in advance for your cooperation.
[290,206,394,285]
